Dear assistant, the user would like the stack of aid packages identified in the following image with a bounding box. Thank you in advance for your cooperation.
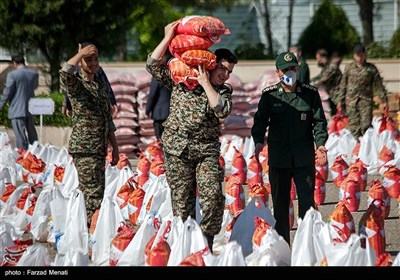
[168,15,231,89]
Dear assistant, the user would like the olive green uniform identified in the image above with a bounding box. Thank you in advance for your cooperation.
[59,64,116,224]
[336,61,387,140]
[251,82,328,244]
[146,56,232,236]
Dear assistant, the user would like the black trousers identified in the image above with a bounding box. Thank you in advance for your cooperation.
[269,165,315,245]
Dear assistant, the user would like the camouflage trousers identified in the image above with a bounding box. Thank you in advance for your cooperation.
[72,153,105,226]
[164,150,225,236]
[346,99,373,139]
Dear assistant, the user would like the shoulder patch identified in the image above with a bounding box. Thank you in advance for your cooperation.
[301,83,318,92]
[262,84,278,93]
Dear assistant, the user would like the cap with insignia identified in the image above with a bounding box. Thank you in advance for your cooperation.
[275,51,299,70]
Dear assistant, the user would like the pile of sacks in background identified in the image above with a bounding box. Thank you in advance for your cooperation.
[1,114,400,266]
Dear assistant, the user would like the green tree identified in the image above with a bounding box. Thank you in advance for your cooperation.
[298,0,360,58]
[0,0,234,93]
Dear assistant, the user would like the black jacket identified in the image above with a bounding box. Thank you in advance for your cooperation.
[146,78,171,121]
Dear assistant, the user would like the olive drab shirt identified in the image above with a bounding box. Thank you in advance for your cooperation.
[251,82,328,168]
[336,61,388,107]
[59,64,115,156]
[145,56,233,159]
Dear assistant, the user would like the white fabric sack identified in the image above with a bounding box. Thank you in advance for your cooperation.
[291,207,325,266]
[16,243,52,266]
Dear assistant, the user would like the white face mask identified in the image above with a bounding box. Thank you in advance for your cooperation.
[281,70,297,86]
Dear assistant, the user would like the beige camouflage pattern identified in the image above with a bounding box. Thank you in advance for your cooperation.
[336,61,388,139]
[146,56,231,235]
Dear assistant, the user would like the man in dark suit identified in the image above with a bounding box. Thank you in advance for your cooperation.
[146,77,172,141]
[0,54,39,149]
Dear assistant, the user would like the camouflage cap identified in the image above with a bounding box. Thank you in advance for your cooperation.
[275,51,299,70]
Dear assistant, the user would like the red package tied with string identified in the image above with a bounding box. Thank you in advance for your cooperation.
[109,222,135,266]
[176,15,230,42]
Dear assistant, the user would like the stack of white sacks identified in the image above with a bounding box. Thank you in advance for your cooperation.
[1,113,400,266]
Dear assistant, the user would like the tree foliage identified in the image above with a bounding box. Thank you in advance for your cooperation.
[298,0,360,59]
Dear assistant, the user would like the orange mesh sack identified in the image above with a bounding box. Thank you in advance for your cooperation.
[146,221,171,266]
[331,154,349,188]
[109,222,136,266]
[178,49,217,70]
[116,176,136,212]
[367,179,390,219]
[327,202,355,242]
[290,179,297,201]
[176,15,230,42]
[169,34,214,55]
[168,57,198,90]
[1,183,17,203]
[377,145,395,172]
[149,155,165,178]
[359,203,386,258]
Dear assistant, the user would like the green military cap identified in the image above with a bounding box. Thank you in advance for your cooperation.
[275,51,299,70]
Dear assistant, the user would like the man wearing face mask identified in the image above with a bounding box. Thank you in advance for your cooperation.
[251,51,328,246]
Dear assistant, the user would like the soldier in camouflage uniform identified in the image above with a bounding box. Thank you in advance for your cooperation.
[145,21,238,253]
[252,51,328,245]
[311,49,342,117]
[336,44,388,140]
[59,43,119,225]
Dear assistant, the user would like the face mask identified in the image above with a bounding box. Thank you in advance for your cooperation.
[292,52,298,59]
[281,70,297,86]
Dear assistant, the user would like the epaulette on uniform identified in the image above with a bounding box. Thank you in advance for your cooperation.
[262,84,278,93]
[301,83,318,92]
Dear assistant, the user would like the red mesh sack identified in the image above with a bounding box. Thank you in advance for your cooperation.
[224,175,245,217]
[247,155,263,188]
[230,146,247,185]
[339,175,360,212]
[314,169,326,206]
[290,179,297,201]
[381,165,400,198]
[331,154,349,188]
[127,188,145,225]
[328,107,349,135]
[377,145,395,172]
[349,158,368,191]
[367,179,390,219]
[136,154,150,187]
[176,15,230,42]
[178,49,216,70]
[168,57,198,90]
[328,202,355,242]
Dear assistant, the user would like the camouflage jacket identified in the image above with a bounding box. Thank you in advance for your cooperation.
[59,64,115,156]
[312,62,342,97]
[146,55,233,159]
[336,61,388,106]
